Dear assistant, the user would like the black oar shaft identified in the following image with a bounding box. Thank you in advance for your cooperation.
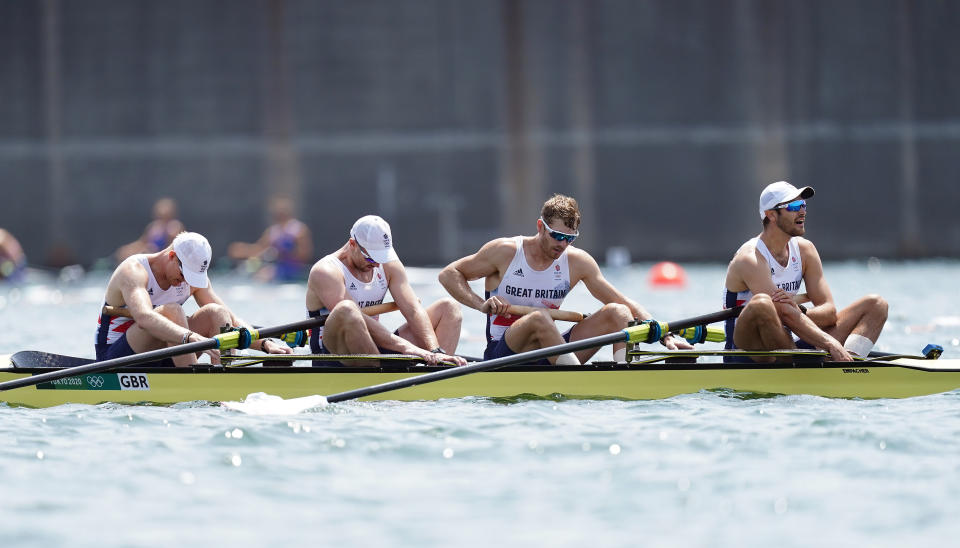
[0,316,328,392]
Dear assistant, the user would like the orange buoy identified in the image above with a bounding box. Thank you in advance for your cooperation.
[649,261,687,288]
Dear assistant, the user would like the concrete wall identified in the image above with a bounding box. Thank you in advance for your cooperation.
[1,0,958,267]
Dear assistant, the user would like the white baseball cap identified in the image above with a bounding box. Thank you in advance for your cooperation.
[759,181,815,219]
[350,215,398,264]
[172,232,212,288]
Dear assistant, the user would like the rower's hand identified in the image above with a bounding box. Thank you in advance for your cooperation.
[261,339,294,355]
[435,352,467,366]
[662,334,693,350]
[186,332,222,364]
[480,296,511,317]
[827,343,853,362]
[770,288,794,304]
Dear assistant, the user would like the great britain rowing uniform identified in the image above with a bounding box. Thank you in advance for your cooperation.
[308,256,388,357]
[723,236,804,362]
[94,254,191,364]
[484,237,572,363]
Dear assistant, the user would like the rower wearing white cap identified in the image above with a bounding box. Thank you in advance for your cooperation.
[305,215,466,366]
[723,181,888,362]
[96,232,293,366]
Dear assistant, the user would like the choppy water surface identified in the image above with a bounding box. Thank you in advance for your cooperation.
[2,260,960,547]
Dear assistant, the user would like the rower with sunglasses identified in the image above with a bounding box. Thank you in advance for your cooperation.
[722,181,888,362]
[96,232,293,366]
[440,194,691,365]
[305,215,466,366]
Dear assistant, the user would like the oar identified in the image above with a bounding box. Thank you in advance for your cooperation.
[319,306,742,404]
[0,301,403,392]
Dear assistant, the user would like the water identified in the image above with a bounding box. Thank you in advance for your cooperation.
[2,260,960,547]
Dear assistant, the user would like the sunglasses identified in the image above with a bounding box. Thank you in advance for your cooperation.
[774,199,806,212]
[539,216,579,243]
[352,235,378,264]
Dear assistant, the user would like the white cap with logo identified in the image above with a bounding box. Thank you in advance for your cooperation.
[172,232,212,288]
[350,215,399,264]
[759,181,815,219]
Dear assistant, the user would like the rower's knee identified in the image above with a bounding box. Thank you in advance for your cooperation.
[744,294,780,321]
[596,303,632,329]
[435,297,462,323]
[864,294,888,320]
[155,303,188,325]
[329,300,364,326]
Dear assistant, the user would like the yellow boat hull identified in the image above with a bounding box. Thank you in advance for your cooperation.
[1,357,958,407]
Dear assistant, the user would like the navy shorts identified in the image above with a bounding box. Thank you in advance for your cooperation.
[95,332,176,367]
[484,330,573,365]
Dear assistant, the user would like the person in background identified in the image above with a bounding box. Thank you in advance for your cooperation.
[305,215,465,367]
[722,181,888,362]
[115,198,185,263]
[97,232,293,366]
[0,228,27,282]
[228,197,313,282]
[439,194,690,365]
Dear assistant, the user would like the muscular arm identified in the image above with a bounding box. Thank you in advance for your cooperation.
[438,238,514,313]
[115,263,192,344]
[570,249,651,321]
[796,239,838,329]
[385,261,438,350]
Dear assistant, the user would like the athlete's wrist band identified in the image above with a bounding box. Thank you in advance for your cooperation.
[181,331,193,345]
[798,304,808,315]
[431,347,446,354]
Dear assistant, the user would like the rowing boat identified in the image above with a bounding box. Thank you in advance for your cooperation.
[1,350,958,407]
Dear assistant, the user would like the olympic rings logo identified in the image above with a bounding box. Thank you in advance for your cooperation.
[86,375,105,388]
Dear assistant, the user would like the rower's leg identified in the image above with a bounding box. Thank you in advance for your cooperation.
[733,294,795,362]
[502,310,569,363]
[122,303,196,366]
[827,294,888,354]
[567,303,633,363]
[321,301,379,365]
[186,304,233,365]
[395,298,463,353]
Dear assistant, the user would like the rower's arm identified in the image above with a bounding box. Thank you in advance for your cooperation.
[438,239,511,311]
[574,250,650,321]
[118,266,192,345]
[797,239,838,328]
[385,261,438,350]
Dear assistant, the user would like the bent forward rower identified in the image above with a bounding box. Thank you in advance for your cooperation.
[96,232,292,366]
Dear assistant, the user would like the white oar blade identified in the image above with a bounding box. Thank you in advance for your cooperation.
[221,392,329,415]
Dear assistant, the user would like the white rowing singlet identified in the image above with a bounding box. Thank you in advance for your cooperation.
[95,254,191,345]
[312,256,389,341]
[486,237,572,343]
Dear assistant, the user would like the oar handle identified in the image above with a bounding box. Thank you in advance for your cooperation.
[506,305,586,322]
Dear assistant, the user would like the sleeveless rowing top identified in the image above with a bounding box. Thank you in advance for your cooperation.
[268,219,308,281]
[308,256,388,349]
[486,237,572,343]
[723,237,804,350]
[95,254,191,347]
